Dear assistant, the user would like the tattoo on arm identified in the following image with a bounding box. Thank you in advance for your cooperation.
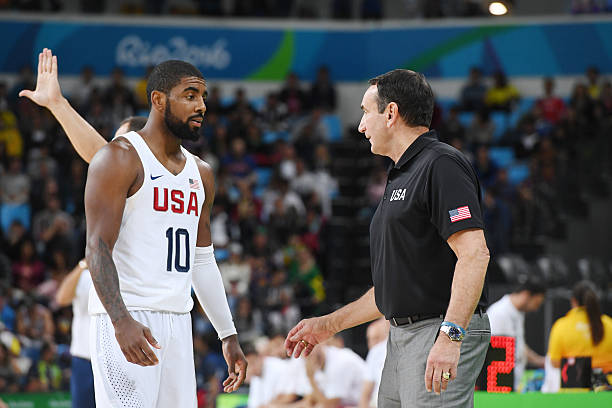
[88,237,129,323]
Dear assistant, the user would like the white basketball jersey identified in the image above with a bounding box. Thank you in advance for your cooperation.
[89,131,205,315]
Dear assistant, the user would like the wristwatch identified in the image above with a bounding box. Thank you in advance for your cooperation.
[439,321,466,342]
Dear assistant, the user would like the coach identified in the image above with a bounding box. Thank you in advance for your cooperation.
[285,69,491,408]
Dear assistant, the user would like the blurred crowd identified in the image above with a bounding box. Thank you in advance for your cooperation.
[0,58,611,403]
[3,0,611,19]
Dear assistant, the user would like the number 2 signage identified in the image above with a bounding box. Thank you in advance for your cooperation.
[475,335,516,393]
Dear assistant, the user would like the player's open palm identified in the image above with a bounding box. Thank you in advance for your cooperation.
[285,316,335,359]
[19,48,63,109]
[113,316,161,367]
[221,335,247,393]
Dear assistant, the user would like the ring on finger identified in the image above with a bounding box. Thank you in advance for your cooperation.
[300,340,309,347]
[442,371,451,381]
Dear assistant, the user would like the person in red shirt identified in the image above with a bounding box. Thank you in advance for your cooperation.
[535,77,566,124]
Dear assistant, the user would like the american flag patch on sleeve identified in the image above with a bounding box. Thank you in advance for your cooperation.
[449,206,471,223]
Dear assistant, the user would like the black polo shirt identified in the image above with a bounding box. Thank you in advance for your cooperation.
[370,130,488,319]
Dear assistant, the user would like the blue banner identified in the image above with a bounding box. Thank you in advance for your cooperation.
[1,17,611,80]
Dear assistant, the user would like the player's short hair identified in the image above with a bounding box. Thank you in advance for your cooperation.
[118,116,147,132]
[368,69,434,128]
[146,60,204,107]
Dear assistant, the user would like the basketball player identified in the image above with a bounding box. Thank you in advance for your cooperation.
[56,259,95,408]
[83,58,246,406]
[22,56,244,408]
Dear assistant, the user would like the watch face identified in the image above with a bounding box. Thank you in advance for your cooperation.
[449,326,462,340]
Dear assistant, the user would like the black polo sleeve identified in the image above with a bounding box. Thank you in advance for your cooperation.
[425,154,484,240]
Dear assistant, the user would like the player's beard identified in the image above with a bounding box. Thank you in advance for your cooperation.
[164,103,201,141]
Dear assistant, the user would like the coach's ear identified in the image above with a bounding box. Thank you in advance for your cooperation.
[150,90,166,114]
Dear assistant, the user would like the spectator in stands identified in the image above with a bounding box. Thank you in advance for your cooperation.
[290,158,318,199]
[279,72,309,116]
[510,183,550,256]
[472,145,499,189]
[228,88,256,116]
[221,137,257,189]
[291,108,329,164]
[535,77,566,125]
[487,280,547,390]
[547,280,612,378]
[0,82,9,112]
[358,318,389,408]
[220,243,251,296]
[3,220,27,263]
[460,67,487,112]
[31,195,74,256]
[234,296,264,344]
[569,83,595,123]
[596,80,612,119]
[260,92,289,132]
[310,66,337,112]
[264,269,300,335]
[204,86,224,116]
[35,249,68,308]
[0,158,30,232]
[485,70,520,112]
[84,91,113,139]
[0,343,20,393]
[69,66,95,111]
[193,335,227,397]
[9,66,35,105]
[0,108,23,160]
[437,105,465,144]
[12,239,45,292]
[466,108,495,145]
[104,67,136,112]
[16,296,54,343]
[482,189,511,256]
[288,244,325,315]
[586,66,602,99]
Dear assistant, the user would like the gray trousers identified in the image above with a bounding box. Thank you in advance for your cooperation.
[378,313,490,408]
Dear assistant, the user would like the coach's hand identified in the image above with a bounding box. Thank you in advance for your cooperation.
[113,316,161,367]
[425,333,460,394]
[285,316,335,359]
[221,334,247,393]
[19,48,64,110]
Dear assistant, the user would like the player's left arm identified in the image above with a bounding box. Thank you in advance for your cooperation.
[192,157,247,393]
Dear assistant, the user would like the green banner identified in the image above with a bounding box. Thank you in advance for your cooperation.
[2,391,611,407]
[474,391,612,407]
[0,392,70,408]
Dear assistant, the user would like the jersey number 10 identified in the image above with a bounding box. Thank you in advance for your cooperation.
[165,227,190,272]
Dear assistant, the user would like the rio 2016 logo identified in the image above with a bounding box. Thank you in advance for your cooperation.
[116,36,231,69]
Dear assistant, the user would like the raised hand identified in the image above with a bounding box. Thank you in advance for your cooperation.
[284,316,336,359]
[19,48,64,109]
[113,316,161,367]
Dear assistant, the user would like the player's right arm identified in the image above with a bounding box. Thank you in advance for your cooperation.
[19,48,106,163]
[85,140,160,366]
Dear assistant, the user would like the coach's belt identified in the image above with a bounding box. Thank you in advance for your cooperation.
[389,307,486,327]
[390,313,444,327]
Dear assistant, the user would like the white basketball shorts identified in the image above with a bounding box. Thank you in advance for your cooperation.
[90,310,197,407]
